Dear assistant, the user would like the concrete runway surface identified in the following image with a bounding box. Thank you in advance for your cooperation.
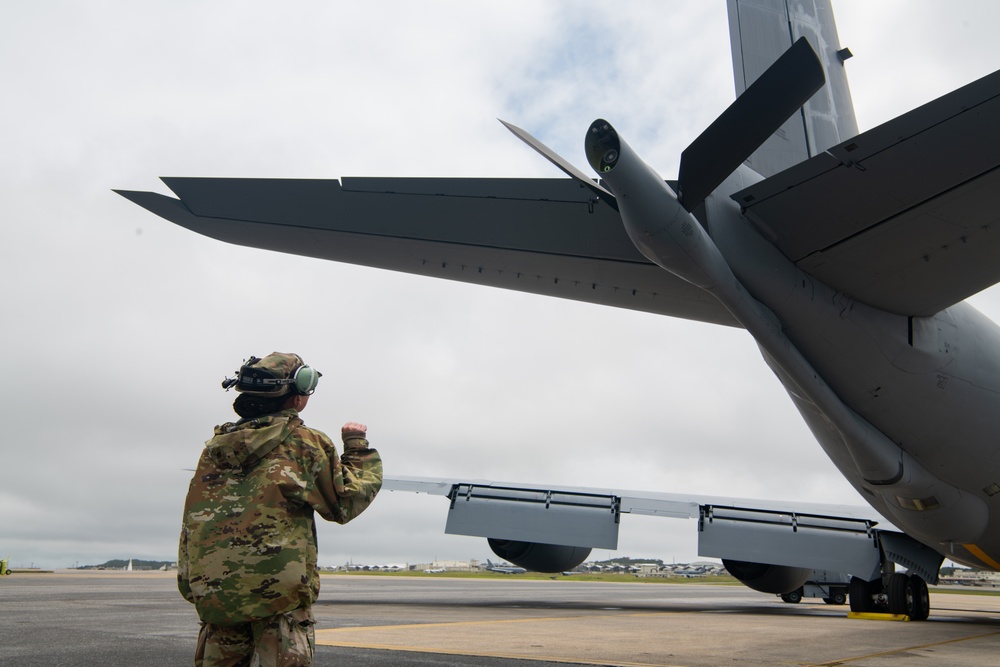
[2,571,999,666]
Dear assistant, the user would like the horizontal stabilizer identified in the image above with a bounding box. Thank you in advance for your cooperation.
[117,178,738,326]
[733,67,1000,315]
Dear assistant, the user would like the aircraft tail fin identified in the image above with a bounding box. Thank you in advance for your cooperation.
[727,0,858,177]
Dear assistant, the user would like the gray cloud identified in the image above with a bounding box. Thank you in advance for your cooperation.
[3,1,1000,570]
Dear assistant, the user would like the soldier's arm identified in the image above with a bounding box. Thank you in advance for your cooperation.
[339,423,382,489]
[333,424,383,523]
[177,525,194,603]
[302,426,383,524]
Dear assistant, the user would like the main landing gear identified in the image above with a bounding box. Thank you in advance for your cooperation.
[849,572,930,620]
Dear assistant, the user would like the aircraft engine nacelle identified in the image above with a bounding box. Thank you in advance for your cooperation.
[722,559,812,595]
[488,538,591,573]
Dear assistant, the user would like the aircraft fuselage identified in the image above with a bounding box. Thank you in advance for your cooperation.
[707,165,1000,570]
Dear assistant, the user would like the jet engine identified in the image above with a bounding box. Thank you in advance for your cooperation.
[722,559,812,594]
[488,538,591,573]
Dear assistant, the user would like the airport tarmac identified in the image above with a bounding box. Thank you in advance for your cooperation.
[2,571,999,666]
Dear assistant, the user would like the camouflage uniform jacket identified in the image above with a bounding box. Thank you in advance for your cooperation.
[178,408,382,626]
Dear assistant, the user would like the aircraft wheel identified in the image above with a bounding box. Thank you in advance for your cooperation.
[780,587,803,604]
[887,572,915,616]
[823,589,847,605]
[849,576,877,613]
[910,575,930,621]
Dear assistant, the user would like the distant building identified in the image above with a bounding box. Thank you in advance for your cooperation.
[413,560,478,572]
[939,569,1000,587]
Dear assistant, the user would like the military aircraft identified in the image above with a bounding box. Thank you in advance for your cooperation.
[117,0,1000,620]
[485,559,527,575]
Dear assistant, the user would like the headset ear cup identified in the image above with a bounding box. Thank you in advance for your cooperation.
[293,365,320,395]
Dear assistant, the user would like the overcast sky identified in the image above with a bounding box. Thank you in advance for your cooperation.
[4,1,1000,570]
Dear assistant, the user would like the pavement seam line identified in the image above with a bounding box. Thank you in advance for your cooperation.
[313,640,685,667]
[802,629,1000,667]
[315,610,682,634]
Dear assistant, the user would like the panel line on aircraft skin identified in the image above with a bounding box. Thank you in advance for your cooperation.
[804,163,1000,262]
[779,3,814,164]
[179,212,695,308]
[178,210,659,268]
[199,217,664,281]
[804,630,1000,667]
[342,186,603,206]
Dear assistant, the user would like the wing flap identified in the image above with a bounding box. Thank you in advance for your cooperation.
[383,475,883,522]
[119,178,739,326]
[732,68,1000,315]
[162,177,638,261]
[384,475,888,578]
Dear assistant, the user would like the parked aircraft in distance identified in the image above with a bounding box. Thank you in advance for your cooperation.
[118,0,1000,621]
[485,560,527,575]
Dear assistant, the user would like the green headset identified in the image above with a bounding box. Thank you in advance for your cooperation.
[222,356,323,396]
[289,364,322,395]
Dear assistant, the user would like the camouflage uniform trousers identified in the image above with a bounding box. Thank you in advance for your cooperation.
[195,606,316,667]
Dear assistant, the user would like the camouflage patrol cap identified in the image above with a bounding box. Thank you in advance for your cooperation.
[232,352,313,397]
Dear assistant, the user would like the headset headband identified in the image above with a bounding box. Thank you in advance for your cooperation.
[222,355,322,395]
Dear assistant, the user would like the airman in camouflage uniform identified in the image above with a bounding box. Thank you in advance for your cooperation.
[178,352,382,666]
